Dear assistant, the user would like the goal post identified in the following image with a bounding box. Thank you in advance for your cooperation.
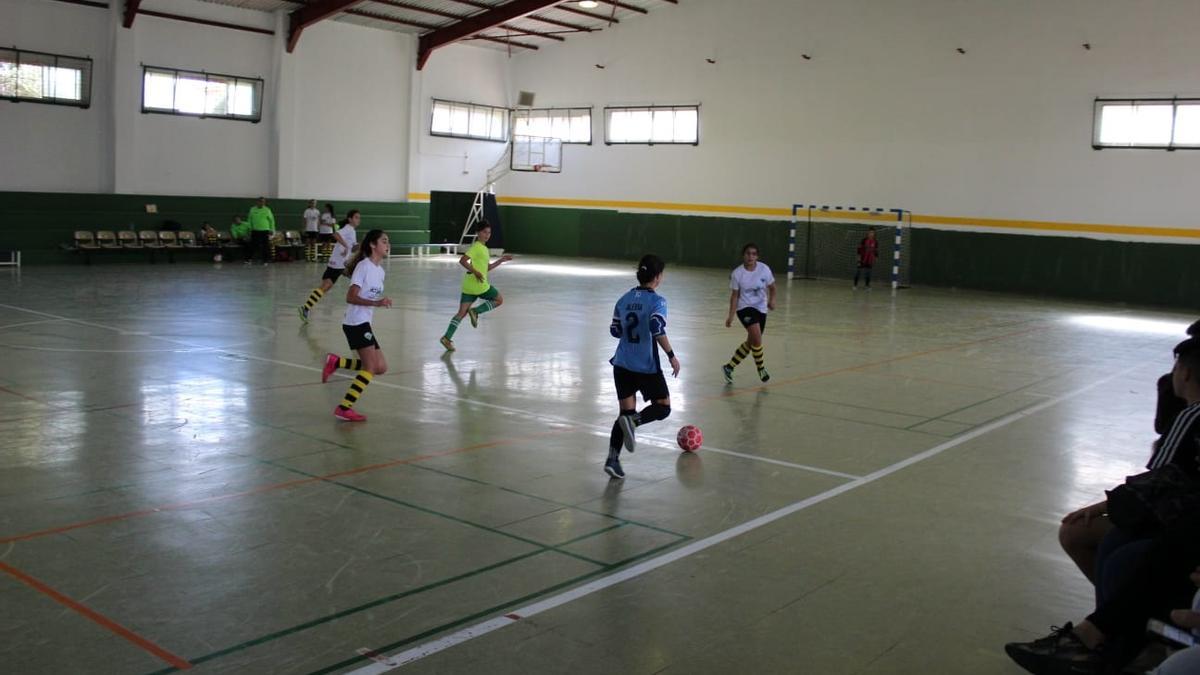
[788,203,912,289]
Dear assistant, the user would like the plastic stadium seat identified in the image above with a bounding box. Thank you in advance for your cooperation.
[74,231,100,250]
[118,231,142,248]
[139,231,164,249]
[158,231,182,248]
[96,231,121,249]
[178,231,198,248]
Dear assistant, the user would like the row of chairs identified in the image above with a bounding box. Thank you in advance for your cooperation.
[68,230,309,251]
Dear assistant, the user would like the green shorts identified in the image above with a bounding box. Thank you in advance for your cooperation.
[460,286,499,304]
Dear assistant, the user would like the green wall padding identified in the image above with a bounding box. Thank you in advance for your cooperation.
[0,191,429,264]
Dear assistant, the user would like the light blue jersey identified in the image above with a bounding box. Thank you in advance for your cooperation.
[609,287,668,374]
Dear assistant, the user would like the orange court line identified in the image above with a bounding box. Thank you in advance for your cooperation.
[0,428,572,545]
[0,560,193,670]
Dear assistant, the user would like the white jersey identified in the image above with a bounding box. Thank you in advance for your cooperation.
[730,262,775,313]
[319,212,336,234]
[327,224,356,269]
[303,208,320,232]
[343,258,385,327]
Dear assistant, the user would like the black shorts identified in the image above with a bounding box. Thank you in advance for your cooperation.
[318,232,335,243]
[303,230,319,242]
[737,307,767,332]
[322,266,346,283]
[613,365,669,402]
[343,322,380,351]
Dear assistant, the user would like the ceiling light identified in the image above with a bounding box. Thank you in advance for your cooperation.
[579,1,599,8]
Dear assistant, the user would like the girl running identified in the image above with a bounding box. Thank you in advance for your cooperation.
[299,209,359,322]
[320,229,392,422]
[605,254,681,479]
[440,221,513,351]
[318,202,337,262]
[723,243,776,384]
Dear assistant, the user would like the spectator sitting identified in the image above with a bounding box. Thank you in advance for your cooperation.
[1154,571,1200,674]
[1059,323,1200,585]
[200,222,219,246]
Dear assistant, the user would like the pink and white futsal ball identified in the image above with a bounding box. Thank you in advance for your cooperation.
[676,425,703,452]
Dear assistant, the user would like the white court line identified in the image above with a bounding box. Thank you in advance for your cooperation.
[340,364,1140,674]
[0,318,64,330]
[586,430,863,480]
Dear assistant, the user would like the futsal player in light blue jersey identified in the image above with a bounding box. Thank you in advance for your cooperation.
[605,254,682,479]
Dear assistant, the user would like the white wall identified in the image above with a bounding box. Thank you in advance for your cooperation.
[1,0,415,201]
[409,44,513,195]
[492,0,1200,234]
[0,0,111,192]
[288,20,413,201]
[122,0,275,197]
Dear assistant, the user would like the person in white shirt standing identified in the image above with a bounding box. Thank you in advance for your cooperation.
[318,203,337,262]
[723,243,776,384]
[320,229,392,422]
[302,199,321,262]
[299,209,360,323]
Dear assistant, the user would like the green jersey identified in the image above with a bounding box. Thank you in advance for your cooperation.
[461,241,491,294]
[248,205,275,232]
[230,221,250,239]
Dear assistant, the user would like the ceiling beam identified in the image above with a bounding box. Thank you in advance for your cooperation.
[554,4,619,22]
[122,0,142,27]
[348,8,539,52]
[369,0,565,41]
[595,0,647,14]
[416,0,562,69]
[287,0,365,52]
[441,0,599,31]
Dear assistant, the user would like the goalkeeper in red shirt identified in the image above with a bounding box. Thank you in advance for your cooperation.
[853,227,879,289]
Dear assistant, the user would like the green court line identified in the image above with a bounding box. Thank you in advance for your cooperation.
[139,530,690,675]
[409,462,692,540]
[304,537,690,675]
[263,460,609,568]
[902,370,1067,431]
[140,549,548,675]
[252,417,692,540]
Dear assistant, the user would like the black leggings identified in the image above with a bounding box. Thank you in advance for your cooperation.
[251,230,272,263]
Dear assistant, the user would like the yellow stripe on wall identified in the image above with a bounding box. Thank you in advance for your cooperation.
[406,193,1200,241]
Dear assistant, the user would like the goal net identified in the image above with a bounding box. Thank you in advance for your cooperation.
[788,205,912,288]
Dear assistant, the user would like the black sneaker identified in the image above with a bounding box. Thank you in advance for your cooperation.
[722,364,734,384]
[604,457,625,479]
[1004,623,1104,675]
[617,414,636,453]
[758,367,770,382]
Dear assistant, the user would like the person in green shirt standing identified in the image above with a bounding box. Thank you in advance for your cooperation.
[247,196,276,265]
[440,221,512,352]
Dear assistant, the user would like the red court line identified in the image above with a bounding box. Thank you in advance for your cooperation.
[1,428,571,545]
[706,325,1047,402]
[0,384,52,405]
[0,560,193,670]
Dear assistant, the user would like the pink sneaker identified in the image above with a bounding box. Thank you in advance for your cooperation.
[333,406,366,422]
[322,353,338,383]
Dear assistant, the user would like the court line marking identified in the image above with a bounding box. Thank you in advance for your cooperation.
[586,430,862,480]
[0,318,64,330]
[335,364,1138,674]
[0,428,573,544]
[1,560,192,670]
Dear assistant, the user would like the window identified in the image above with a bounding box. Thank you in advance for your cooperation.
[605,105,699,145]
[142,66,263,122]
[0,48,92,107]
[513,107,592,144]
[1093,98,1200,150]
[431,99,508,142]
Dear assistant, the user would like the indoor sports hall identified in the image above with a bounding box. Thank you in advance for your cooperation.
[2,2,1198,674]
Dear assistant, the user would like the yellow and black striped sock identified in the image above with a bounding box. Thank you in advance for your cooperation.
[337,357,361,370]
[305,242,315,261]
[727,342,750,369]
[303,287,324,310]
[339,370,373,409]
[751,345,765,371]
